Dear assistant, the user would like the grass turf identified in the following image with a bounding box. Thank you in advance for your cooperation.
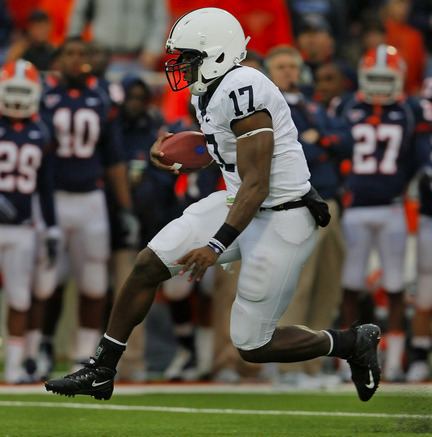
[1,391,431,436]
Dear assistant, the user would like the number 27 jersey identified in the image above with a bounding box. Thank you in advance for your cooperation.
[341,96,430,207]
[191,66,310,208]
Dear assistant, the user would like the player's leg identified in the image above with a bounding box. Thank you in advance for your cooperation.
[407,214,432,382]
[340,207,375,328]
[70,191,110,368]
[45,191,241,398]
[231,207,380,401]
[163,275,198,381]
[110,248,145,381]
[304,200,345,378]
[30,191,69,379]
[212,261,258,383]
[230,208,329,363]
[2,226,36,383]
[276,229,318,385]
[104,191,241,344]
[377,205,407,381]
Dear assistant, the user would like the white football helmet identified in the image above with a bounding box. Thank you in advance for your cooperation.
[358,45,406,105]
[0,59,41,118]
[165,8,250,96]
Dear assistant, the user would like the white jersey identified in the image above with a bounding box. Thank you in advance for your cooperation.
[191,66,310,208]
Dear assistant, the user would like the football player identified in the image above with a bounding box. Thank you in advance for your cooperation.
[0,60,57,383]
[406,79,432,381]
[339,45,431,381]
[31,37,137,374]
[46,8,381,402]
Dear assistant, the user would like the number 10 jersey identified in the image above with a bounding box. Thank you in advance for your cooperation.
[41,77,124,193]
[191,66,311,208]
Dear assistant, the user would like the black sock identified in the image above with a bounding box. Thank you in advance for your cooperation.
[411,346,429,362]
[177,332,196,355]
[326,328,356,359]
[94,336,126,371]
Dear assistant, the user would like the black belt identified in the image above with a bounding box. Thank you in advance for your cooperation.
[259,199,306,212]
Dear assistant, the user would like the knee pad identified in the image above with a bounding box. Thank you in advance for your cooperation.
[33,265,58,300]
[80,261,108,298]
[416,273,432,310]
[7,287,31,312]
[162,275,194,301]
[230,300,273,351]
[198,266,216,297]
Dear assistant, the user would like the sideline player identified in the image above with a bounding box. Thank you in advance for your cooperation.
[406,79,432,381]
[0,60,57,383]
[338,45,431,381]
[46,8,381,402]
[31,37,137,372]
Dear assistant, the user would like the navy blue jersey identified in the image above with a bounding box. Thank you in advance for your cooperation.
[0,116,55,226]
[419,168,432,217]
[41,77,125,192]
[284,92,353,200]
[340,95,430,207]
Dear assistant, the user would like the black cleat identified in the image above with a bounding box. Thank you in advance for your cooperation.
[348,324,381,402]
[45,358,115,400]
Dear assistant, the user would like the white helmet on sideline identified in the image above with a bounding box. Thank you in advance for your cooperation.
[0,59,41,119]
[358,44,406,105]
[165,8,250,96]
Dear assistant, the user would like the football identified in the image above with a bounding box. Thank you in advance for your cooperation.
[159,131,213,172]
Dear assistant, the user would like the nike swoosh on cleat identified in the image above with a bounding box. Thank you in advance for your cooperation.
[365,369,375,389]
[91,379,111,387]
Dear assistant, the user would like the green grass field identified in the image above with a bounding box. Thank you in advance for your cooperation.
[1,387,432,437]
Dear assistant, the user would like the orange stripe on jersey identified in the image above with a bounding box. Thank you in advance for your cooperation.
[415,122,432,133]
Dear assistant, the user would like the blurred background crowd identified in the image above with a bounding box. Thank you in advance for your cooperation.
[0,0,432,389]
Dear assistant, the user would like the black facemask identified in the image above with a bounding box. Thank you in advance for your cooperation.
[165,50,204,92]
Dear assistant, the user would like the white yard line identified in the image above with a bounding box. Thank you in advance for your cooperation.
[0,382,431,395]
[0,400,430,420]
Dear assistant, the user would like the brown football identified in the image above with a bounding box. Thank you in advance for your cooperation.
[159,131,213,172]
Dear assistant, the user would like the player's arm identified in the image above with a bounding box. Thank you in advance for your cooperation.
[37,147,60,266]
[177,111,273,281]
[102,112,140,247]
[106,163,132,209]
[224,110,273,230]
[37,145,56,229]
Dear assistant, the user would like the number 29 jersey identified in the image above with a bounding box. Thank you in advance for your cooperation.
[191,66,310,208]
[0,117,51,224]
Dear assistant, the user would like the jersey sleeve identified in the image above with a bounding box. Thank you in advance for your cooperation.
[408,97,432,173]
[37,150,56,228]
[219,68,275,128]
[39,93,55,138]
[98,106,126,167]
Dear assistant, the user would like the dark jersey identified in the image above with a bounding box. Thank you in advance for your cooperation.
[41,77,124,193]
[283,92,353,200]
[0,116,55,226]
[419,168,432,217]
[340,95,430,207]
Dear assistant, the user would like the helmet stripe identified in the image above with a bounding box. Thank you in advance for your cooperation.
[168,11,192,39]
[376,45,387,68]
[15,59,27,79]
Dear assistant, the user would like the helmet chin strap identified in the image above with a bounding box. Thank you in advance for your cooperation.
[190,81,208,96]
[190,70,218,96]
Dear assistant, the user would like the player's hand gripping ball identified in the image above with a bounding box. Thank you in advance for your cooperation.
[157,131,213,173]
